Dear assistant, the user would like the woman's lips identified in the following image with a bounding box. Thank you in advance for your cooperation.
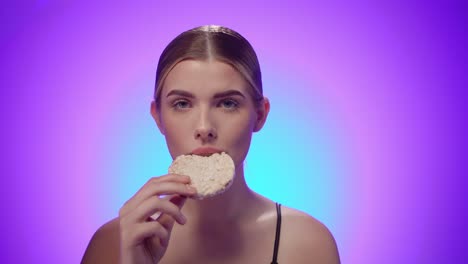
[190,147,223,156]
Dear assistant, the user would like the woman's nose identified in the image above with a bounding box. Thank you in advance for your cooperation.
[194,110,217,142]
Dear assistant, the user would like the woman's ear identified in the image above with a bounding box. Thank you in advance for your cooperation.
[254,97,270,132]
[150,101,165,135]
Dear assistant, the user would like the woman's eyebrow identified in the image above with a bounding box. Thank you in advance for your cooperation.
[166,89,194,98]
[166,89,246,99]
[213,90,246,99]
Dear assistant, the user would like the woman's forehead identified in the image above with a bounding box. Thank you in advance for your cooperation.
[161,60,250,96]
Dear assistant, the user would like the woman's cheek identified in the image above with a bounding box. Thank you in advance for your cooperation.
[164,126,188,159]
[227,123,254,166]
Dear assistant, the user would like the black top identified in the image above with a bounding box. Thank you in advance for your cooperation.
[271,203,282,264]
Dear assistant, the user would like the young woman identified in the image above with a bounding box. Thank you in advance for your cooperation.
[82,25,340,264]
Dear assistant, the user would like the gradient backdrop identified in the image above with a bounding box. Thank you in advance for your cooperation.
[1,1,467,263]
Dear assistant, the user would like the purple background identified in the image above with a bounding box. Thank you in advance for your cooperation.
[1,1,467,263]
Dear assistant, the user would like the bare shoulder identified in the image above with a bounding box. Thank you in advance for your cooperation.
[81,217,120,264]
[280,206,340,264]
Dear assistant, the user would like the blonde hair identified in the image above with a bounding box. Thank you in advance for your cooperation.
[154,25,263,107]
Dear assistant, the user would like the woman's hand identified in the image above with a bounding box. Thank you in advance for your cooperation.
[118,174,197,264]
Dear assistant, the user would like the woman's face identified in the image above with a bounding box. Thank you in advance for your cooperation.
[151,59,269,168]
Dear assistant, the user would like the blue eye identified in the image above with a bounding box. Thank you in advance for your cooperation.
[172,100,190,109]
[219,99,239,110]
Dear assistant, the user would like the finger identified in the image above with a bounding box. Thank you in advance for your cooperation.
[142,174,191,186]
[126,195,187,225]
[147,196,188,249]
[123,221,169,248]
[120,178,196,217]
[127,174,190,202]
[128,182,195,217]
[148,196,188,248]
[132,174,191,199]
[158,196,188,230]
[149,195,177,220]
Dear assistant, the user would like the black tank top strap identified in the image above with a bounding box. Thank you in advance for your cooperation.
[271,202,282,264]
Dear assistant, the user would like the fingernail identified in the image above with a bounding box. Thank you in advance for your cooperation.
[186,185,197,193]
[179,214,187,224]
[183,175,191,182]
